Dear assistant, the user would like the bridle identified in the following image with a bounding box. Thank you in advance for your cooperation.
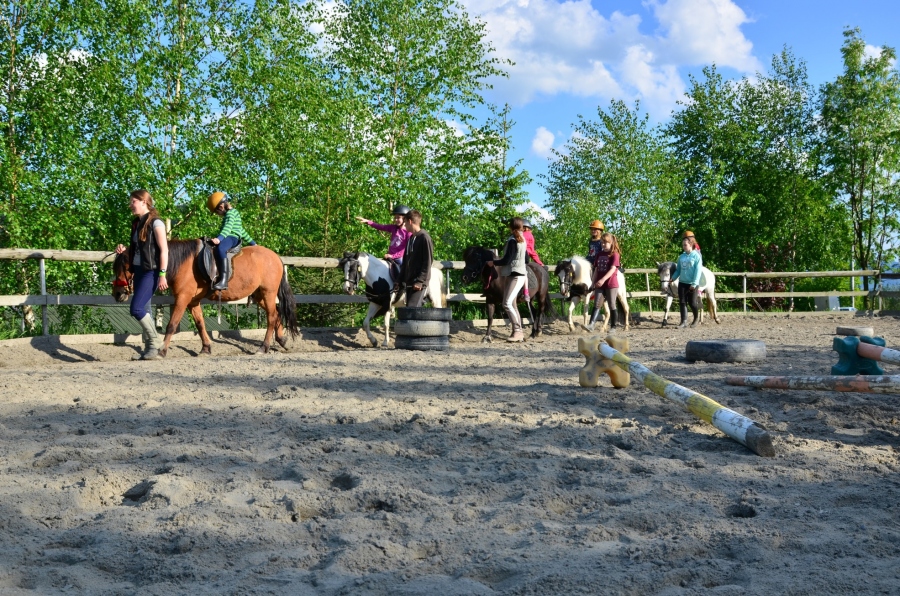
[558,264,573,297]
[660,278,678,299]
[341,256,361,294]
[112,252,134,297]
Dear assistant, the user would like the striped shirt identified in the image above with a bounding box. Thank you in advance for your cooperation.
[216,209,254,244]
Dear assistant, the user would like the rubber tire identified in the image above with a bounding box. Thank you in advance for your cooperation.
[395,335,450,351]
[836,326,874,337]
[394,320,450,337]
[685,339,767,363]
[396,307,452,322]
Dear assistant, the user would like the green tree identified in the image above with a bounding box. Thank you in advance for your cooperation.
[542,100,679,266]
[820,28,900,293]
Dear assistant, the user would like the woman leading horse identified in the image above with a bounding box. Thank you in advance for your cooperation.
[113,190,298,357]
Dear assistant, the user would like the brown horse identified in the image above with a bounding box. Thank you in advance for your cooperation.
[112,240,298,355]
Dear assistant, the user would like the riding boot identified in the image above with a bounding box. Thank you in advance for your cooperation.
[212,255,230,291]
[585,306,603,332]
[134,314,160,360]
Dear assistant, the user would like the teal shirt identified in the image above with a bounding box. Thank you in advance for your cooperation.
[672,250,702,286]
[216,209,254,244]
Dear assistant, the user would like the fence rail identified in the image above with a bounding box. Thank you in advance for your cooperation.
[0,248,884,335]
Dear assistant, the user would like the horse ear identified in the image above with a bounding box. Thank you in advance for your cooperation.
[354,252,360,259]
[656,262,661,268]
[343,251,353,259]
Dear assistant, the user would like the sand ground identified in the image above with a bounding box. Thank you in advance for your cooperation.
[0,312,898,595]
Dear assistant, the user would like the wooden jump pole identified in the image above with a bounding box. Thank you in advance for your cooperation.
[597,341,776,457]
[856,342,900,366]
[726,375,900,394]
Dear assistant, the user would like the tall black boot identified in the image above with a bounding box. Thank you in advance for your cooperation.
[212,255,230,291]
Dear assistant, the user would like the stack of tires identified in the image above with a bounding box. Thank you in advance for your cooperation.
[394,307,451,351]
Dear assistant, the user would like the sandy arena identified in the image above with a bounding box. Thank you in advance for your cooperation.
[0,313,898,595]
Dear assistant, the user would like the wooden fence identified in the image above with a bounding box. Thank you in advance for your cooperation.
[0,248,886,336]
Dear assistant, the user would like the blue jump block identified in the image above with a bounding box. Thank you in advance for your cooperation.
[832,335,885,376]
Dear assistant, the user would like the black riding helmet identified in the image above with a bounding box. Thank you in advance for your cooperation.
[392,204,411,216]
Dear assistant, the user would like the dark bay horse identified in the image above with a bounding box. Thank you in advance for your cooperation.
[113,240,298,355]
[461,246,554,342]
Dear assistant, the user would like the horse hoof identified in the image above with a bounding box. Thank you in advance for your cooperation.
[482,336,492,343]
[257,344,270,354]
[200,345,211,356]
[276,335,288,349]
[158,348,168,358]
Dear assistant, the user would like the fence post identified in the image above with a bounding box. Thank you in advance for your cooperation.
[39,258,48,335]
[644,272,653,314]
[743,275,747,313]
[789,277,794,312]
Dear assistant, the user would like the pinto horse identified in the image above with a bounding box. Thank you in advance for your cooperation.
[656,261,720,326]
[338,251,444,348]
[112,240,298,355]
[555,256,630,332]
[461,246,554,342]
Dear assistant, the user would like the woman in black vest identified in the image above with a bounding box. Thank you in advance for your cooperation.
[114,189,169,360]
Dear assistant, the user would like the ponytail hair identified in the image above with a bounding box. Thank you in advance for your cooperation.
[601,232,621,256]
[130,189,160,241]
[509,217,525,243]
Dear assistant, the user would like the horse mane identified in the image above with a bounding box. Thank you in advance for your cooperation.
[570,255,592,284]
[113,251,128,276]
[167,239,202,280]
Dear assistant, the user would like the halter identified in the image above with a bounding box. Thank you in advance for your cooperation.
[342,257,362,293]
[462,250,495,290]
[660,279,678,299]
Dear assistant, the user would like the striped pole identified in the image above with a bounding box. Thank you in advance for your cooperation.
[856,342,900,366]
[726,375,900,395]
[597,341,775,457]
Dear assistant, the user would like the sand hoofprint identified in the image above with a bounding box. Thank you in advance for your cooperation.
[0,314,898,594]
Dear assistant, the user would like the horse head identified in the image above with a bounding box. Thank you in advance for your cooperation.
[555,259,574,297]
[338,251,361,295]
[111,251,133,302]
[461,247,492,285]
[657,261,678,296]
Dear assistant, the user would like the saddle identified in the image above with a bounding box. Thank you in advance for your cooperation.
[200,238,242,284]
[384,256,401,283]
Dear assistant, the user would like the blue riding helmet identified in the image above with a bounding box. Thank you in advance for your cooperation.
[522,218,534,229]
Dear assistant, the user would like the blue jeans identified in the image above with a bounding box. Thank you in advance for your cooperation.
[130,267,158,320]
[215,236,241,259]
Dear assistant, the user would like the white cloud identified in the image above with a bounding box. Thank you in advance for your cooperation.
[516,200,554,222]
[461,0,761,116]
[531,126,556,157]
[649,0,762,72]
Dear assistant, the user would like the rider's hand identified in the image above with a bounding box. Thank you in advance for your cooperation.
[115,244,126,254]
[413,283,423,291]
[158,277,168,292]
[486,261,493,267]
[354,216,367,223]
[211,238,220,245]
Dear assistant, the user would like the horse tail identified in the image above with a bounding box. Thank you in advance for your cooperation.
[277,267,299,340]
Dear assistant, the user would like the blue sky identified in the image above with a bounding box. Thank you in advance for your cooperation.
[458,0,900,216]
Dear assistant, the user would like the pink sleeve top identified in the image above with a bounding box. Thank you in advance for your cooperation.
[522,229,544,266]
[364,220,412,260]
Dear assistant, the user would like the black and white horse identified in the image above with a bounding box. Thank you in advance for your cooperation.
[555,255,629,332]
[656,261,720,326]
[339,251,444,347]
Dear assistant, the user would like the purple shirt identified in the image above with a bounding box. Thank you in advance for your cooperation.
[365,220,412,260]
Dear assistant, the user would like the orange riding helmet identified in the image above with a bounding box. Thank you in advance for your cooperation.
[589,220,605,231]
[207,191,227,213]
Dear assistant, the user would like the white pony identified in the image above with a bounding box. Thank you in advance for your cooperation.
[555,256,630,333]
[656,261,720,326]
[338,251,444,347]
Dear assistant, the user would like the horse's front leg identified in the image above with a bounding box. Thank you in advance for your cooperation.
[159,296,192,358]
[566,300,575,332]
[362,302,381,347]
[189,302,212,355]
[619,293,630,330]
[662,295,673,326]
[382,302,393,348]
[483,303,495,343]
